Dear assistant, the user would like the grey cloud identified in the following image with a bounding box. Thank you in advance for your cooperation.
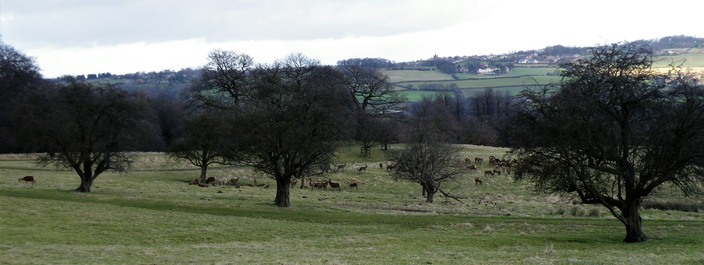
[1,0,476,48]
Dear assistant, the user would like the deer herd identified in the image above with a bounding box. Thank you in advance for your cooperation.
[176,155,516,192]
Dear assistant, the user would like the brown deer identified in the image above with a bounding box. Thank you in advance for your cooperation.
[385,163,396,171]
[19,176,36,186]
[205,177,217,185]
[474,176,483,185]
[357,163,368,173]
[336,164,347,172]
[327,179,341,191]
[349,182,358,190]
[483,170,494,176]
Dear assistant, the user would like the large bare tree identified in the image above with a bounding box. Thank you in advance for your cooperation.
[339,66,406,156]
[242,60,350,207]
[511,43,704,242]
[36,79,147,192]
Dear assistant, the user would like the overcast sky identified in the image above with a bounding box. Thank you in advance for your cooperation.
[1,0,703,78]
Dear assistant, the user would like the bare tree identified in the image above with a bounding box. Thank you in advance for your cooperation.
[186,49,254,110]
[168,111,237,183]
[0,41,44,153]
[339,66,406,156]
[36,79,147,192]
[387,118,464,203]
[241,61,350,207]
[511,43,704,242]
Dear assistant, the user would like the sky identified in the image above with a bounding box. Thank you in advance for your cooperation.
[1,0,703,78]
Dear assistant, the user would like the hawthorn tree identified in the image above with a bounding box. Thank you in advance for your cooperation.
[168,111,238,183]
[510,43,704,242]
[241,57,350,207]
[36,79,147,192]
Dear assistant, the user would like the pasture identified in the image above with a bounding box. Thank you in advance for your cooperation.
[1,145,703,264]
[386,49,704,102]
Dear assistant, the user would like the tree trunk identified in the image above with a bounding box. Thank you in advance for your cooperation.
[76,176,93,192]
[199,166,208,184]
[274,177,291,207]
[622,199,647,243]
[426,190,436,203]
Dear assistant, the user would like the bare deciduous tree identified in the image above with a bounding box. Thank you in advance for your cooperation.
[511,43,704,242]
[387,128,463,203]
[339,66,406,156]
[36,79,147,192]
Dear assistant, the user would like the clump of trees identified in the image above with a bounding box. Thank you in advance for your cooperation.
[510,43,704,243]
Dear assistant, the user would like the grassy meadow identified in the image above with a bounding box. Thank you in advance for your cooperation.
[1,144,703,264]
[386,49,704,102]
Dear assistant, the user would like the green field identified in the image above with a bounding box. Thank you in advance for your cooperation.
[1,145,703,264]
[385,49,704,102]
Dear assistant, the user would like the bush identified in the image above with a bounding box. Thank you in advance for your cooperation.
[642,199,703,212]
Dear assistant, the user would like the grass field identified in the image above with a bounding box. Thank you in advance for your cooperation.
[385,49,704,102]
[1,145,703,264]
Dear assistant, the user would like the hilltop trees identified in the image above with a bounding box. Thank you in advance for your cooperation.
[510,43,704,242]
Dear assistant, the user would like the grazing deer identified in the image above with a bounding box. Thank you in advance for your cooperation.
[327,179,341,191]
[336,164,347,172]
[467,164,478,170]
[349,182,358,190]
[19,176,36,186]
[189,177,200,185]
[474,176,483,185]
[205,177,216,185]
[475,157,483,164]
[357,163,368,173]
[492,168,501,175]
[385,163,396,171]
[484,170,494,176]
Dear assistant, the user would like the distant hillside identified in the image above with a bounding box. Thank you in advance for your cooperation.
[55,35,704,101]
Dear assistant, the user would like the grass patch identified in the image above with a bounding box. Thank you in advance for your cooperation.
[1,146,703,264]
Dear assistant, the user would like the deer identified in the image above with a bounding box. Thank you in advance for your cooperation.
[474,176,483,185]
[386,163,396,171]
[349,182,358,190]
[19,176,36,186]
[327,179,341,191]
[336,164,347,172]
[484,170,494,176]
[492,168,502,175]
[357,163,368,173]
[205,176,217,185]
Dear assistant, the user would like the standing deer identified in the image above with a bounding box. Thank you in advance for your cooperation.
[474,176,483,185]
[327,179,341,191]
[336,164,347,172]
[357,163,368,173]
